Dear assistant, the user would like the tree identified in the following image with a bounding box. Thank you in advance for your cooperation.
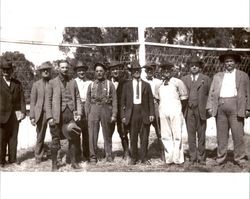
[60,27,138,70]
[0,51,35,104]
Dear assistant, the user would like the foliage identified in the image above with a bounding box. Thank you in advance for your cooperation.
[0,51,35,104]
[60,27,139,70]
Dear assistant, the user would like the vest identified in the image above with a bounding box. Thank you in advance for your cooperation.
[60,80,74,112]
[188,80,199,108]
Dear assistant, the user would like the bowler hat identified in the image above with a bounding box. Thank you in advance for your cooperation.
[187,55,203,67]
[128,61,141,71]
[94,63,107,71]
[37,61,53,71]
[0,60,13,69]
[108,62,124,71]
[159,62,174,70]
[219,50,241,63]
[143,63,156,71]
[62,121,81,140]
[74,60,88,71]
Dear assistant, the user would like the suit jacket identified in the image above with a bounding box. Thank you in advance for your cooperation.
[0,76,26,123]
[30,79,48,123]
[206,70,250,118]
[120,79,154,125]
[46,76,82,124]
[181,73,211,120]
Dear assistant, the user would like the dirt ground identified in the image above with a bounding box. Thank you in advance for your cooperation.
[1,134,249,172]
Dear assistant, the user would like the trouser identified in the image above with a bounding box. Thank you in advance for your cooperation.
[88,104,113,162]
[216,97,246,164]
[50,107,80,164]
[129,104,150,162]
[186,106,206,162]
[35,111,48,160]
[160,109,184,164]
[110,117,129,155]
[0,111,19,164]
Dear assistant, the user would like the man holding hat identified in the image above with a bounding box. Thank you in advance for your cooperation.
[0,60,26,167]
[46,60,82,170]
[108,62,130,159]
[157,62,188,165]
[181,56,211,165]
[74,60,92,162]
[85,63,117,164]
[30,61,53,164]
[121,61,154,165]
[206,50,250,168]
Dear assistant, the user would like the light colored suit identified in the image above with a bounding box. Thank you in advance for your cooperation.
[206,69,250,164]
[206,70,250,118]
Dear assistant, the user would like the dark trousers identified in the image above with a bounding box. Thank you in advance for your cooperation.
[50,107,80,164]
[88,104,113,161]
[76,114,90,161]
[35,111,48,160]
[216,97,246,164]
[186,106,206,162]
[0,111,19,164]
[129,104,150,162]
[110,116,129,154]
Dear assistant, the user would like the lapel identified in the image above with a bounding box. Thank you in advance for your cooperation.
[141,80,146,95]
[0,76,11,91]
[235,70,241,90]
[39,79,46,100]
[186,75,192,90]
[217,72,224,93]
[196,74,204,90]
[128,80,133,99]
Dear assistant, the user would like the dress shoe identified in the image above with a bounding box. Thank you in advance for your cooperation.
[198,160,206,166]
[35,158,42,164]
[52,164,58,171]
[128,159,137,165]
[105,156,113,162]
[71,163,82,169]
[141,160,151,165]
[0,163,5,168]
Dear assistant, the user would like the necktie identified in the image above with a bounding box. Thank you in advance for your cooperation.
[97,82,102,98]
[192,75,196,82]
[136,79,139,99]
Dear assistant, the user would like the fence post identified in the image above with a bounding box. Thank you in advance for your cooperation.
[138,26,146,78]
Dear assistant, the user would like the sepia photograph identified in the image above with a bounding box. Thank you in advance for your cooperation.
[0,0,249,199]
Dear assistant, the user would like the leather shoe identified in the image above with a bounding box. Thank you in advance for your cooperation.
[141,160,151,165]
[128,159,137,165]
[105,156,113,162]
[198,160,206,165]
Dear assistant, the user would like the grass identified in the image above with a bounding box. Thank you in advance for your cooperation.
[1,134,249,172]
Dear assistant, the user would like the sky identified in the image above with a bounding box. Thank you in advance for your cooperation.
[0,0,249,66]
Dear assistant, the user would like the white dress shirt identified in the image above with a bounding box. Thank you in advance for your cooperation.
[132,78,142,104]
[220,69,237,98]
[75,77,92,102]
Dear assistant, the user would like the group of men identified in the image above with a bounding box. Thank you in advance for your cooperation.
[0,50,249,171]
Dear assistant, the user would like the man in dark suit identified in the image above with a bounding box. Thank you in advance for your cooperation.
[30,61,52,164]
[181,56,211,165]
[46,60,82,170]
[108,62,130,159]
[121,61,154,165]
[206,50,250,168]
[0,60,26,167]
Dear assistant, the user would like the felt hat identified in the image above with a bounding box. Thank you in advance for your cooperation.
[219,50,241,63]
[37,61,53,71]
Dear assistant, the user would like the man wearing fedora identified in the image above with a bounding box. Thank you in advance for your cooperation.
[181,56,211,165]
[74,60,92,162]
[157,62,188,165]
[0,60,26,167]
[121,61,154,165]
[30,61,53,164]
[46,60,82,170]
[206,50,250,168]
[108,62,130,159]
[85,63,117,164]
